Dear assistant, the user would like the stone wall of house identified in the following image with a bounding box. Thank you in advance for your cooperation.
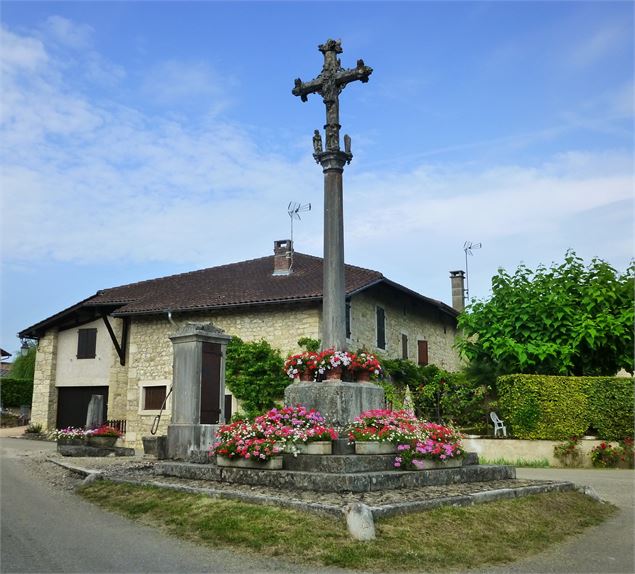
[106,318,129,421]
[349,287,461,371]
[123,304,321,447]
[30,330,58,430]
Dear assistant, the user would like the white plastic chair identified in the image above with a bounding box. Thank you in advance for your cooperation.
[490,412,507,437]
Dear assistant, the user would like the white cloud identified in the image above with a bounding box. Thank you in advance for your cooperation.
[140,59,234,114]
[0,26,48,73]
[42,15,94,49]
[1,19,632,298]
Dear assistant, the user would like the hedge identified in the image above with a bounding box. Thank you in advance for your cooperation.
[0,377,33,407]
[497,374,634,440]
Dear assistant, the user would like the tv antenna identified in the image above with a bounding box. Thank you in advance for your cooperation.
[287,201,311,245]
[463,241,482,303]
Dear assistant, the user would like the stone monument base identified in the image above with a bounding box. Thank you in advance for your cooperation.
[284,379,385,428]
[167,423,219,462]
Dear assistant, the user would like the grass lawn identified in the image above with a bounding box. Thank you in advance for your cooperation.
[80,481,615,572]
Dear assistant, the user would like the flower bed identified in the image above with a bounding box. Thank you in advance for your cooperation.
[212,405,338,463]
[348,409,464,469]
[394,423,464,470]
[284,349,383,382]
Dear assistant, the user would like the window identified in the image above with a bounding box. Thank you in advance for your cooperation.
[77,328,97,359]
[376,306,386,349]
[144,386,167,411]
[418,340,429,366]
[402,334,408,359]
[345,300,352,339]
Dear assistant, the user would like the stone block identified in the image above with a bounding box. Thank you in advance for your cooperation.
[345,503,376,540]
[283,453,396,473]
[284,380,385,428]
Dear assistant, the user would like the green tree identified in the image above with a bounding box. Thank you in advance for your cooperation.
[457,251,634,377]
[224,337,287,418]
[9,345,36,380]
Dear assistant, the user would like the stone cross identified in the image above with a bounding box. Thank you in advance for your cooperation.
[292,39,372,351]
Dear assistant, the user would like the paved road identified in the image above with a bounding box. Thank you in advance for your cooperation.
[0,438,348,574]
[2,436,633,574]
[467,467,635,574]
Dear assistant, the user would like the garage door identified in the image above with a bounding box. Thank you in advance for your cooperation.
[56,387,109,429]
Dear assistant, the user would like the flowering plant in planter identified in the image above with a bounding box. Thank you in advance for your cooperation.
[348,409,419,443]
[50,427,86,441]
[305,425,339,442]
[86,425,123,438]
[212,419,283,461]
[351,352,383,378]
[258,405,337,445]
[283,352,319,380]
[212,405,337,460]
[394,422,464,469]
[316,349,354,378]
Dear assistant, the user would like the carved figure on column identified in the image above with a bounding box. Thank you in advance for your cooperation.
[312,129,323,154]
[344,134,351,155]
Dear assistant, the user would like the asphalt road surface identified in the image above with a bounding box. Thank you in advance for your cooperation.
[2,436,633,574]
[0,437,348,574]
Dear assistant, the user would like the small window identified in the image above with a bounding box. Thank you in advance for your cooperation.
[345,300,352,339]
[402,334,408,359]
[77,328,97,359]
[144,386,167,411]
[418,340,429,366]
[376,306,386,349]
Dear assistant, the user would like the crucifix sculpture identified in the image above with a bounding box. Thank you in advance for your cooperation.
[292,39,372,351]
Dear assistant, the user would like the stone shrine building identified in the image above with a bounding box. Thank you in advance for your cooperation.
[20,240,462,448]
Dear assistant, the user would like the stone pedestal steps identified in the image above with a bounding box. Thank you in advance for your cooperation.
[155,458,516,493]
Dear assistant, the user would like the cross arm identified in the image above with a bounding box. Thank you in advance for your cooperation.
[292,77,323,102]
[336,60,373,88]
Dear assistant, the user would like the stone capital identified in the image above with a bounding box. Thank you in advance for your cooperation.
[314,150,352,171]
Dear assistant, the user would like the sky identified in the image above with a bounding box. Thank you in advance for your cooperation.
[1,1,633,355]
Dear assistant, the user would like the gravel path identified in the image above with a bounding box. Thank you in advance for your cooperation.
[37,448,568,515]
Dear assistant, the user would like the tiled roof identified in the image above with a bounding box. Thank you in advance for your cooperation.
[88,253,383,315]
[19,252,457,337]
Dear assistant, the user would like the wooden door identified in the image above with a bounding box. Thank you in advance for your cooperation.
[417,340,429,366]
[200,342,222,424]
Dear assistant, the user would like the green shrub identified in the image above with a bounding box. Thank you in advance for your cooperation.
[0,377,33,407]
[497,374,634,440]
[224,337,287,418]
[25,423,42,434]
[587,377,635,440]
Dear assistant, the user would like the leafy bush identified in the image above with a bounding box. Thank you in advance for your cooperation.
[25,423,42,434]
[225,337,288,418]
[497,374,634,440]
[590,442,623,468]
[380,359,488,428]
[9,346,36,380]
[457,252,634,376]
[553,437,583,467]
[0,377,33,407]
[586,377,635,440]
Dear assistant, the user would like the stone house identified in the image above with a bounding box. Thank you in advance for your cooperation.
[20,240,462,447]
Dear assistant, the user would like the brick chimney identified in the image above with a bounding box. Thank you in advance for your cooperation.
[273,239,293,276]
[449,270,465,312]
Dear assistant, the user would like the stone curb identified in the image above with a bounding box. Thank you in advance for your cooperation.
[368,481,578,518]
[48,458,103,480]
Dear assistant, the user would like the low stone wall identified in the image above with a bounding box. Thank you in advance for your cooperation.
[464,437,619,468]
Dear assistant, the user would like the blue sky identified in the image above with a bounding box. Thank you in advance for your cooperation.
[1,1,633,354]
